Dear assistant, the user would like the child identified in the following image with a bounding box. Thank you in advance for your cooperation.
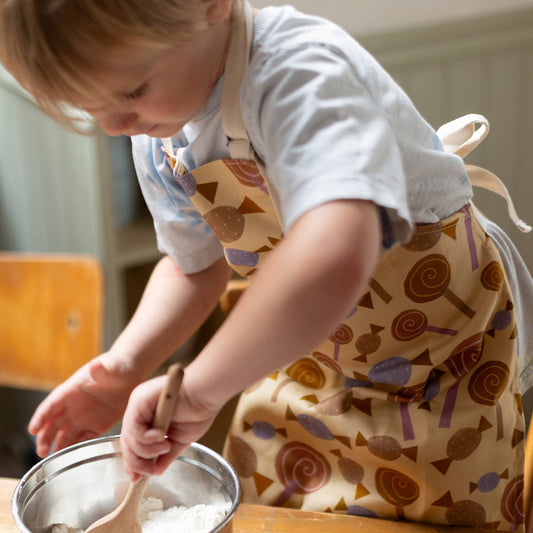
[2,0,532,528]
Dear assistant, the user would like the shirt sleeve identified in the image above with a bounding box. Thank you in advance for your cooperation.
[242,41,412,245]
[131,134,224,274]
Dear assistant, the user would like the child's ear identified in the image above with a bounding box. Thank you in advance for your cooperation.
[204,0,234,25]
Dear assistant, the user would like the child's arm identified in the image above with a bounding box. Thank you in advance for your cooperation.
[120,199,381,478]
[28,255,232,457]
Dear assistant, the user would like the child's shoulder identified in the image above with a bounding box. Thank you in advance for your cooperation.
[252,5,361,61]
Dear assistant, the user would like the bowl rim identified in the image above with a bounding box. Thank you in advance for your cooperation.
[11,435,241,533]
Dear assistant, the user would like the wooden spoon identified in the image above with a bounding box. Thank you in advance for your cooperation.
[85,363,184,533]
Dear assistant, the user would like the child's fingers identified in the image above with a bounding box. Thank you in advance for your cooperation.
[53,427,99,454]
[120,440,164,479]
[28,397,65,435]
[34,417,70,457]
[122,429,171,460]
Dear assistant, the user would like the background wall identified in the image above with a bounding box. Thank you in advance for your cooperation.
[252,0,533,36]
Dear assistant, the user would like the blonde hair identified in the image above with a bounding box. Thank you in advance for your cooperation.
[0,0,220,129]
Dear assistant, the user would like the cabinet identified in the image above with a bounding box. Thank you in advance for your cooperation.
[0,65,163,348]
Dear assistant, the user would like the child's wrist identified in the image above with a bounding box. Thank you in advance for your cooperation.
[97,350,150,387]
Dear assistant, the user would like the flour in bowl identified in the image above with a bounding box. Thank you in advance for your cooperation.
[50,497,231,533]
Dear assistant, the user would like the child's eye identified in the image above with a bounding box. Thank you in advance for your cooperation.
[124,82,149,100]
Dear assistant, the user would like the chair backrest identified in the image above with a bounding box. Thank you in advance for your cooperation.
[0,253,103,391]
[219,279,249,315]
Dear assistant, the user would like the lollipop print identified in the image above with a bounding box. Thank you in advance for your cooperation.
[274,442,332,507]
[375,467,419,520]
[271,358,326,402]
[431,416,492,475]
[223,159,269,194]
[439,332,484,428]
[329,323,354,361]
[501,475,524,531]
[468,360,510,440]
[404,254,476,318]
[391,309,458,341]
[481,261,504,291]
[312,351,343,374]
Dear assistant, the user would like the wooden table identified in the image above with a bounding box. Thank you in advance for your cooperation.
[0,477,504,532]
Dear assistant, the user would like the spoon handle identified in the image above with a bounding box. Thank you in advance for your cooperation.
[153,363,184,433]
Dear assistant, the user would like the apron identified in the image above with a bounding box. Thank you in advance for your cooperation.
[162,1,529,529]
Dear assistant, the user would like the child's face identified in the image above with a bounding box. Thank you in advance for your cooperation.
[77,21,229,137]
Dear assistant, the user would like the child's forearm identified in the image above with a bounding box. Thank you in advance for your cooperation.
[107,255,232,382]
[186,199,381,409]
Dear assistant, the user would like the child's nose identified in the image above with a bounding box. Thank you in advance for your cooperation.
[99,111,139,137]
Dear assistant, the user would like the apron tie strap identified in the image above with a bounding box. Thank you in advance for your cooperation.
[437,114,531,233]
[466,164,532,233]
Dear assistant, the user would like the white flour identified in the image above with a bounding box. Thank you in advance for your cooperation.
[50,497,231,533]
[140,497,231,533]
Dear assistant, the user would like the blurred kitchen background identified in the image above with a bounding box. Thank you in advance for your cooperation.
[1,0,532,477]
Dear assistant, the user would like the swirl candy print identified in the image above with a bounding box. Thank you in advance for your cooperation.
[501,475,525,531]
[391,309,458,341]
[480,261,504,291]
[329,324,354,361]
[274,442,332,507]
[223,159,269,194]
[404,254,476,318]
[375,467,419,520]
[271,358,326,402]
[468,360,510,440]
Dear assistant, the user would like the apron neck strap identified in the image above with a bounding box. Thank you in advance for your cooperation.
[221,0,254,160]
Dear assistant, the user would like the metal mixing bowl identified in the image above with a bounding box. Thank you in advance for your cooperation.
[12,436,241,532]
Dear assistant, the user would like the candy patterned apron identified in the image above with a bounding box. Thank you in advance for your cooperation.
[162,1,529,529]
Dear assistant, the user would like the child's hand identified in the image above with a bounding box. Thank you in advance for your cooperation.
[28,353,138,457]
[120,373,219,481]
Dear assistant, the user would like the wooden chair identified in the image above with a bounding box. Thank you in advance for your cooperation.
[219,278,249,315]
[0,253,103,391]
